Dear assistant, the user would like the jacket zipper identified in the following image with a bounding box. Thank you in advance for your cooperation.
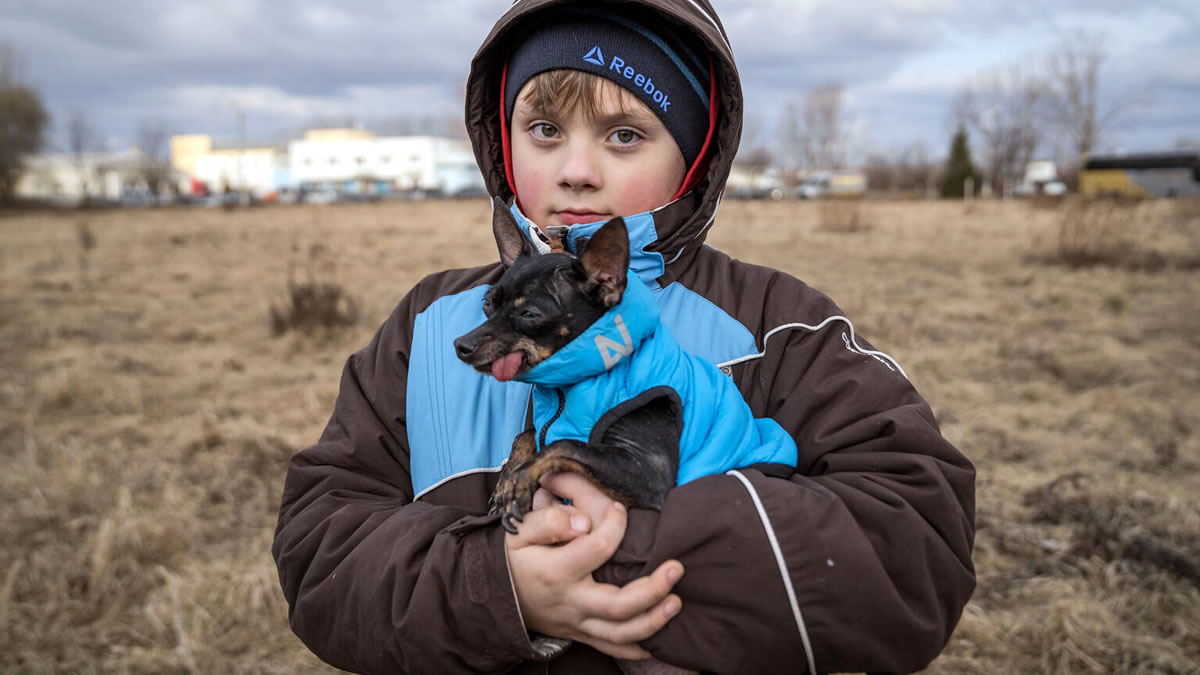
[538,389,566,451]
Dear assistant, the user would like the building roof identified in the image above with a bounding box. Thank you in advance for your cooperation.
[1084,152,1199,171]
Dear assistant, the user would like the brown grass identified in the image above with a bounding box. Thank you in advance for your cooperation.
[817,197,872,233]
[1033,198,1200,272]
[2,198,1198,673]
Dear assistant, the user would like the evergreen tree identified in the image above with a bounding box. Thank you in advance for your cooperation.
[940,126,979,198]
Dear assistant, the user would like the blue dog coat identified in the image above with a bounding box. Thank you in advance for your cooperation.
[517,271,797,485]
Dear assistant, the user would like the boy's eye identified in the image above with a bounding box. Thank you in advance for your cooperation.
[610,129,641,146]
[531,123,559,140]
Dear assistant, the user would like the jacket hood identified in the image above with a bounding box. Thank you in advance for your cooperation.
[466,0,743,282]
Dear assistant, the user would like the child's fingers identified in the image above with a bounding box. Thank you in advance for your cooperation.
[577,593,682,647]
[507,504,590,548]
[578,561,684,621]
[530,486,557,511]
[557,502,626,575]
[540,472,614,530]
[539,471,601,500]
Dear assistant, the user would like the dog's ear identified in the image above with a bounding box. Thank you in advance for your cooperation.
[493,197,538,267]
[579,217,630,308]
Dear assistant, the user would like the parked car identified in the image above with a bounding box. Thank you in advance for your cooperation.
[796,170,867,199]
[728,185,784,200]
[303,189,340,204]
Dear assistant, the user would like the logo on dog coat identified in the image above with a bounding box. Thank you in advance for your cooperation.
[595,314,634,369]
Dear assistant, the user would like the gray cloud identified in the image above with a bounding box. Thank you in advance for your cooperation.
[1,0,1195,157]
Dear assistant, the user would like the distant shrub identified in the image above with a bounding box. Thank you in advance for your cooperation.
[76,220,96,251]
[269,243,360,336]
[269,279,360,336]
[1052,199,1136,269]
[818,198,871,233]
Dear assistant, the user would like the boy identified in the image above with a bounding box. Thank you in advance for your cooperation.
[272,1,976,674]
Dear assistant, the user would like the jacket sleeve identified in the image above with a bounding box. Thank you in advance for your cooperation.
[595,310,976,674]
[271,287,534,675]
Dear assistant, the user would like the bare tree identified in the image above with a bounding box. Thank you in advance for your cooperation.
[0,44,48,205]
[893,141,939,194]
[734,110,773,184]
[779,99,805,173]
[1044,32,1133,164]
[803,83,845,169]
[734,146,772,172]
[780,82,847,173]
[862,153,894,192]
[954,64,1045,195]
[67,109,101,204]
[136,119,171,198]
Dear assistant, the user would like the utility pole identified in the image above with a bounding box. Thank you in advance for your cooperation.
[235,100,246,195]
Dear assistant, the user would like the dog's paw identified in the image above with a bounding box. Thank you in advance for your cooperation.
[490,460,538,534]
[529,635,572,661]
[498,482,536,534]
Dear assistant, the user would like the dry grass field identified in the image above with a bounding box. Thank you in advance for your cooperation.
[2,197,1198,674]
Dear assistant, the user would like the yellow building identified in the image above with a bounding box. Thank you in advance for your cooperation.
[169,134,213,176]
[170,134,285,195]
[302,128,376,142]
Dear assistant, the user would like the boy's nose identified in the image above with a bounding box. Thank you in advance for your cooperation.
[557,141,602,190]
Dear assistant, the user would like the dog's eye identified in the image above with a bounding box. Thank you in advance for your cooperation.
[520,309,540,321]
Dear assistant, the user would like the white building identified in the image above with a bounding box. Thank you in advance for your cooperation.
[170,134,287,196]
[288,129,484,195]
[193,147,286,196]
[15,150,154,205]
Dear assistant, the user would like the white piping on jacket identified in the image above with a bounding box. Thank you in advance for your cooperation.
[414,465,504,502]
[680,0,733,55]
[691,191,723,242]
[718,315,909,380]
[662,191,723,267]
[727,469,817,675]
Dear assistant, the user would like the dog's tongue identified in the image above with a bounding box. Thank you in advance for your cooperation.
[491,352,524,382]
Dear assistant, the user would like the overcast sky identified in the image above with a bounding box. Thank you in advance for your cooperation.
[3,0,1197,163]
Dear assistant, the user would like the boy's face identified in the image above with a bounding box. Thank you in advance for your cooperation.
[511,77,687,229]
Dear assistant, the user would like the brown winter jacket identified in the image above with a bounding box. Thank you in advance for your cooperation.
[272,1,976,673]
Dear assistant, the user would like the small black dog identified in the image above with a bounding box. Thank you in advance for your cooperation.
[454,211,682,534]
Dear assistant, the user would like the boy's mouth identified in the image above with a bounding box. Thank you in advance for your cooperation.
[555,210,609,226]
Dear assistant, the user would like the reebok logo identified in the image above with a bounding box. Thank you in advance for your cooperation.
[595,314,634,370]
[580,48,672,113]
[582,46,605,67]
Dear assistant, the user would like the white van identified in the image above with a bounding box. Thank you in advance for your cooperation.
[796,170,867,199]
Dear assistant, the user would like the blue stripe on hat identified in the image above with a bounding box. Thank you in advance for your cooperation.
[574,7,708,107]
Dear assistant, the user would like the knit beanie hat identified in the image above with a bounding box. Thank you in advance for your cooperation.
[503,5,711,167]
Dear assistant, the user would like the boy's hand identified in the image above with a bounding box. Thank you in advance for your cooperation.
[531,471,619,532]
[505,476,684,660]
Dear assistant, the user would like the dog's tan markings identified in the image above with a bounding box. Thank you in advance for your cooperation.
[558,325,570,337]
[514,297,525,307]
[508,431,537,464]
[515,337,554,367]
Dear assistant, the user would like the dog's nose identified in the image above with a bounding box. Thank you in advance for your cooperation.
[454,335,477,360]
